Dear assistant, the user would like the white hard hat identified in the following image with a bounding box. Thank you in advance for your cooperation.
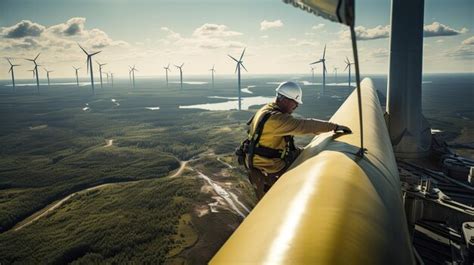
[276,81,303,104]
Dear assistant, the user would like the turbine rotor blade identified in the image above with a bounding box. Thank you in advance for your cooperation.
[241,63,248,72]
[310,59,323,65]
[228,55,239,63]
[239,48,246,61]
[78,43,89,55]
[322,45,326,59]
[34,53,41,61]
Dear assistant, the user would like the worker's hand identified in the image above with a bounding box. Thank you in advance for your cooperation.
[334,125,352,134]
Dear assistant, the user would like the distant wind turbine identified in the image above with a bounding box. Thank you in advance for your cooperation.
[333,67,338,84]
[130,65,138,89]
[96,61,107,89]
[164,64,171,87]
[209,65,216,89]
[310,66,315,83]
[73,66,80,87]
[110,72,114,88]
[174,63,184,89]
[25,53,41,94]
[78,43,101,95]
[6,58,20,92]
[310,45,327,96]
[105,72,109,84]
[344,57,354,88]
[43,67,53,88]
[228,48,247,111]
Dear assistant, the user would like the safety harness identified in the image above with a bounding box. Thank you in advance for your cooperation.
[236,109,295,170]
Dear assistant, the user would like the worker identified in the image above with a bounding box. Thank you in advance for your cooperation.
[236,81,351,200]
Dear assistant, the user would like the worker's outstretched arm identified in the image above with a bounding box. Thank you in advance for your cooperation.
[269,113,338,136]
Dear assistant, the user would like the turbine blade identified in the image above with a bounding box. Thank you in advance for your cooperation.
[322,45,326,59]
[91,51,101,56]
[344,64,349,71]
[34,53,41,61]
[310,59,323,65]
[241,63,248,72]
[228,55,239,63]
[234,64,238,74]
[180,63,184,68]
[78,43,89,55]
[239,48,246,61]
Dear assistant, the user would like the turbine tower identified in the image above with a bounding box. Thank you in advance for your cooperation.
[105,72,109,84]
[96,61,107,89]
[128,66,132,87]
[73,66,80,87]
[78,43,101,95]
[334,67,338,84]
[344,57,354,88]
[310,66,315,83]
[228,48,247,111]
[310,45,327,96]
[130,65,138,89]
[43,67,53,88]
[25,53,41,94]
[163,64,171,87]
[174,63,184,89]
[209,65,215,89]
[6,58,20,92]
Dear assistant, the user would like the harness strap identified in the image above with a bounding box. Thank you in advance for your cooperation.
[247,112,272,170]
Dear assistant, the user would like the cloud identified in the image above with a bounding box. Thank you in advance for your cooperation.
[462,36,474,45]
[424,22,468,37]
[161,24,245,50]
[0,17,129,55]
[370,48,389,58]
[260,20,283,31]
[312,24,325,31]
[2,20,45,38]
[193,24,242,38]
[353,25,390,40]
[48,17,86,36]
[447,45,474,59]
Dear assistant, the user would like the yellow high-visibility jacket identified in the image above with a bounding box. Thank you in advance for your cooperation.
[247,102,337,174]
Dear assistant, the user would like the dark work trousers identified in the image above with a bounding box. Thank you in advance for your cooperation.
[248,148,302,201]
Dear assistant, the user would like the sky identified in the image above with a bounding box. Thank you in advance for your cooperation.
[0,0,473,80]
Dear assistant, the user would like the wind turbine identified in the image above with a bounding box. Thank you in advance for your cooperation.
[228,48,247,111]
[344,57,354,88]
[310,66,315,83]
[78,43,101,95]
[333,67,338,84]
[6,58,20,92]
[209,65,215,89]
[163,64,171,87]
[174,63,184,89]
[43,67,53,88]
[96,61,107,88]
[25,53,41,94]
[130,65,138,89]
[110,72,114,88]
[310,45,327,96]
[73,66,80,87]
